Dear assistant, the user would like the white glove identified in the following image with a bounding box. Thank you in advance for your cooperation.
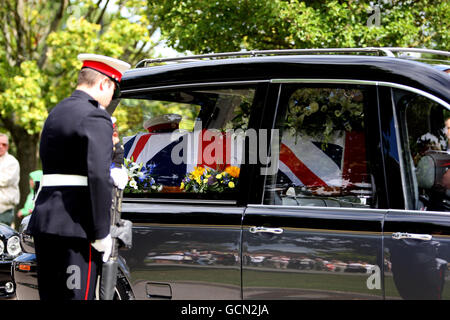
[91,234,112,262]
[110,166,128,190]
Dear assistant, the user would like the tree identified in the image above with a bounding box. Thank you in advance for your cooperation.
[0,0,157,226]
[152,0,449,53]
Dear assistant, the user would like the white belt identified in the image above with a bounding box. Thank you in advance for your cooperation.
[41,174,88,187]
[33,174,89,207]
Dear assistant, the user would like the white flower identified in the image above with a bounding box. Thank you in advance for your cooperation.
[130,179,138,189]
[130,163,140,171]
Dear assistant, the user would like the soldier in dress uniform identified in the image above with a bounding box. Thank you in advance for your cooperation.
[27,54,130,300]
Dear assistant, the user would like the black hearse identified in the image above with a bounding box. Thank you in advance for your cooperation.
[13,48,450,300]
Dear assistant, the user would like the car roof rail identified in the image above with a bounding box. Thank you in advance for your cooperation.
[135,47,450,68]
[385,47,450,57]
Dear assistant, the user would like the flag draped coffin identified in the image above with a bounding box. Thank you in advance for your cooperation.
[123,128,370,195]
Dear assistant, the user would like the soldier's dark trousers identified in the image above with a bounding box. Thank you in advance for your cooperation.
[34,233,101,300]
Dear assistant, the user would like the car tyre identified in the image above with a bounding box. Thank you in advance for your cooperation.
[113,271,135,300]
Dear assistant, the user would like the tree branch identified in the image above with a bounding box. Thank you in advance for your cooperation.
[38,0,69,69]
[95,0,110,26]
[0,7,16,66]
[0,113,17,137]
[13,0,26,65]
[3,0,21,65]
[84,0,102,22]
[129,41,150,64]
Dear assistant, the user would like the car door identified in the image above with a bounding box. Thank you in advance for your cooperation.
[382,86,450,300]
[117,82,267,299]
[242,80,387,299]
[120,201,244,300]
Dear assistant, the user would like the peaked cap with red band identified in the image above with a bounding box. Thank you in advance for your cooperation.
[78,53,131,82]
[143,114,182,133]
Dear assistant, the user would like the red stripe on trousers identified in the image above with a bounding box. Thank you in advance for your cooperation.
[84,244,92,300]
[280,144,327,187]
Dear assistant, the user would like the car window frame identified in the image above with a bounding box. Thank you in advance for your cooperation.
[257,78,450,212]
[117,80,270,205]
[390,86,450,211]
[260,79,380,210]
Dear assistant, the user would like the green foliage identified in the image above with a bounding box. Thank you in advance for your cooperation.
[153,0,450,53]
[0,0,157,213]
[46,16,151,103]
[0,61,47,134]
[0,0,154,136]
[115,98,200,138]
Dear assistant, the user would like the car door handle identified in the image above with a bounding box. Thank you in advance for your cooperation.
[392,232,432,241]
[249,226,284,235]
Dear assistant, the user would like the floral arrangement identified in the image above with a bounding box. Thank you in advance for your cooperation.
[223,91,254,131]
[123,157,162,193]
[285,88,365,143]
[180,166,240,193]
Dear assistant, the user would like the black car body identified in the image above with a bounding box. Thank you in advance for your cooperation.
[0,223,21,298]
[13,48,450,300]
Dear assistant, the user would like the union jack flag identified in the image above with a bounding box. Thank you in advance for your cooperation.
[123,130,242,186]
[123,129,369,192]
[278,131,370,194]
[123,132,187,186]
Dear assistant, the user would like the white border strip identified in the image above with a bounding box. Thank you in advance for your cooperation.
[270,78,450,109]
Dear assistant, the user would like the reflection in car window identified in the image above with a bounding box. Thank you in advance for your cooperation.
[116,86,256,199]
[395,90,450,211]
[263,86,375,208]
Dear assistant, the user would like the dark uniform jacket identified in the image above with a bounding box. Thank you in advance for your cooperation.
[28,90,113,241]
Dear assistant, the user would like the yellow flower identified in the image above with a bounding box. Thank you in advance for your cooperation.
[203,179,208,184]
[216,174,223,179]
[228,181,235,188]
[180,182,185,190]
[225,166,240,178]
[192,166,206,179]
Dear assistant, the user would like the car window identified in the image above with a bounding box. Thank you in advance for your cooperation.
[116,85,256,200]
[394,89,450,211]
[263,85,376,208]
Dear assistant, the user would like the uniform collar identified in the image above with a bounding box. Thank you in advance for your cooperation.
[71,90,100,108]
